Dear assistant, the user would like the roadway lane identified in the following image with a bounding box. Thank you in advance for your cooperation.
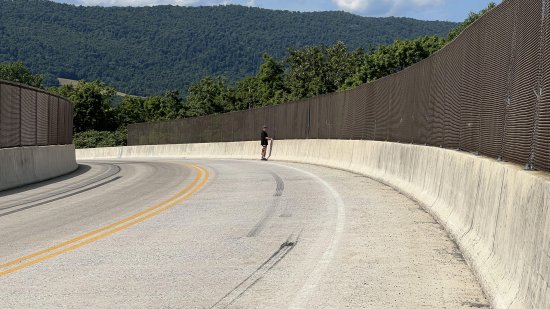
[0,159,488,308]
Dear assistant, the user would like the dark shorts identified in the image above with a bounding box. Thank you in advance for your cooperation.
[261,143,268,148]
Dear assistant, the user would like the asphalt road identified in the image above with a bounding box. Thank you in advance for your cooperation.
[0,159,489,308]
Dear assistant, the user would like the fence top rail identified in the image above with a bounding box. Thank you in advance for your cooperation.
[0,80,71,102]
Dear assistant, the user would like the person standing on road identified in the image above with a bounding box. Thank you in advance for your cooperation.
[260,125,272,161]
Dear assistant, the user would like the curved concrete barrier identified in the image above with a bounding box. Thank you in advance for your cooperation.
[76,140,550,309]
[1,145,78,192]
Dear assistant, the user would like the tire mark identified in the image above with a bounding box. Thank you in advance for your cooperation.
[210,233,300,309]
[271,171,284,197]
[0,163,121,211]
[0,176,122,218]
[246,171,285,237]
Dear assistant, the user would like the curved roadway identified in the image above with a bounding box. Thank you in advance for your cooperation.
[0,159,488,308]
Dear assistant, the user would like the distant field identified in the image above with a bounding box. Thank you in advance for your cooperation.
[57,78,131,97]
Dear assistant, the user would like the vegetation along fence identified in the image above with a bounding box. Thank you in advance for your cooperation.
[129,0,550,171]
[0,80,73,148]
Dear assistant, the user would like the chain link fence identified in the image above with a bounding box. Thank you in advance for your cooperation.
[129,0,550,171]
[0,80,73,148]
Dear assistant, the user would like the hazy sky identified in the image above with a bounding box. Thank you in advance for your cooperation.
[52,0,499,22]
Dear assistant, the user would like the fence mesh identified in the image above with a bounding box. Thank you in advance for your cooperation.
[128,0,550,171]
[0,80,73,148]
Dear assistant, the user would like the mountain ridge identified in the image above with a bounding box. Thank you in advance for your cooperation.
[0,0,458,95]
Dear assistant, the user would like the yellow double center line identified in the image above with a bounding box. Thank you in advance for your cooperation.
[0,164,209,277]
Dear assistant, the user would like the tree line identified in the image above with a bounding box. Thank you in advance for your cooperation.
[0,3,495,148]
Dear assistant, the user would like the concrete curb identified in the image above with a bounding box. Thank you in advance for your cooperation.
[1,145,78,192]
[76,140,550,309]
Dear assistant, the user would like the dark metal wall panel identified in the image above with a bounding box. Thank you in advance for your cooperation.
[414,57,433,145]
[429,52,446,147]
[36,92,49,146]
[161,120,176,145]
[58,100,67,145]
[133,123,149,145]
[372,77,390,141]
[235,112,245,142]
[503,0,542,166]
[359,83,376,140]
[150,122,162,145]
[131,123,144,145]
[330,92,346,139]
[308,97,320,139]
[210,115,223,143]
[233,114,242,142]
[156,120,169,144]
[344,86,368,140]
[386,74,403,142]
[67,101,73,144]
[219,113,232,142]
[478,1,515,159]
[48,96,59,145]
[0,84,21,147]
[533,0,550,170]
[272,104,284,139]
[287,102,300,139]
[252,107,267,141]
[127,123,138,145]
[443,36,464,149]
[272,103,285,140]
[459,19,485,154]
[159,120,176,144]
[190,118,200,143]
[65,100,74,145]
[57,101,66,145]
[178,118,191,144]
[133,123,147,145]
[339,90,354,139]
[244,109,255,141]
[198,116,211,143]
[21,88,37,146]
[0,81,70,148]
[393,67,416,143]
[317,94,332,139]
[295,100,310,139]
[147,123,158,145]
[262,106,275,139]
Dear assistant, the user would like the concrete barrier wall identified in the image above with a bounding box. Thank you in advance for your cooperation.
[76,140,550,309]
[1,145,78,192]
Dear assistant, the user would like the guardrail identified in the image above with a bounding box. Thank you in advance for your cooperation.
[0,80,73,148]
[129,0,550,172]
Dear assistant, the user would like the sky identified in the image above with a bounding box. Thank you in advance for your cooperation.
[52,0,499,22]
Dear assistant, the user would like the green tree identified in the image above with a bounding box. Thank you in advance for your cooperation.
[256,54,288,105]
[116,96,147,126]
[143,90,184,121]
[285,41,364,99]
[448,2,496,41]
[50,80,117,132]
[234,76,261,110]
[184,76,234,117]
[73,128,127,149]
[0,61,44,88]
[342,36,446,89]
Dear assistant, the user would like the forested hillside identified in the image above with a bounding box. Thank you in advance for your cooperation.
[0,0,457,96]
